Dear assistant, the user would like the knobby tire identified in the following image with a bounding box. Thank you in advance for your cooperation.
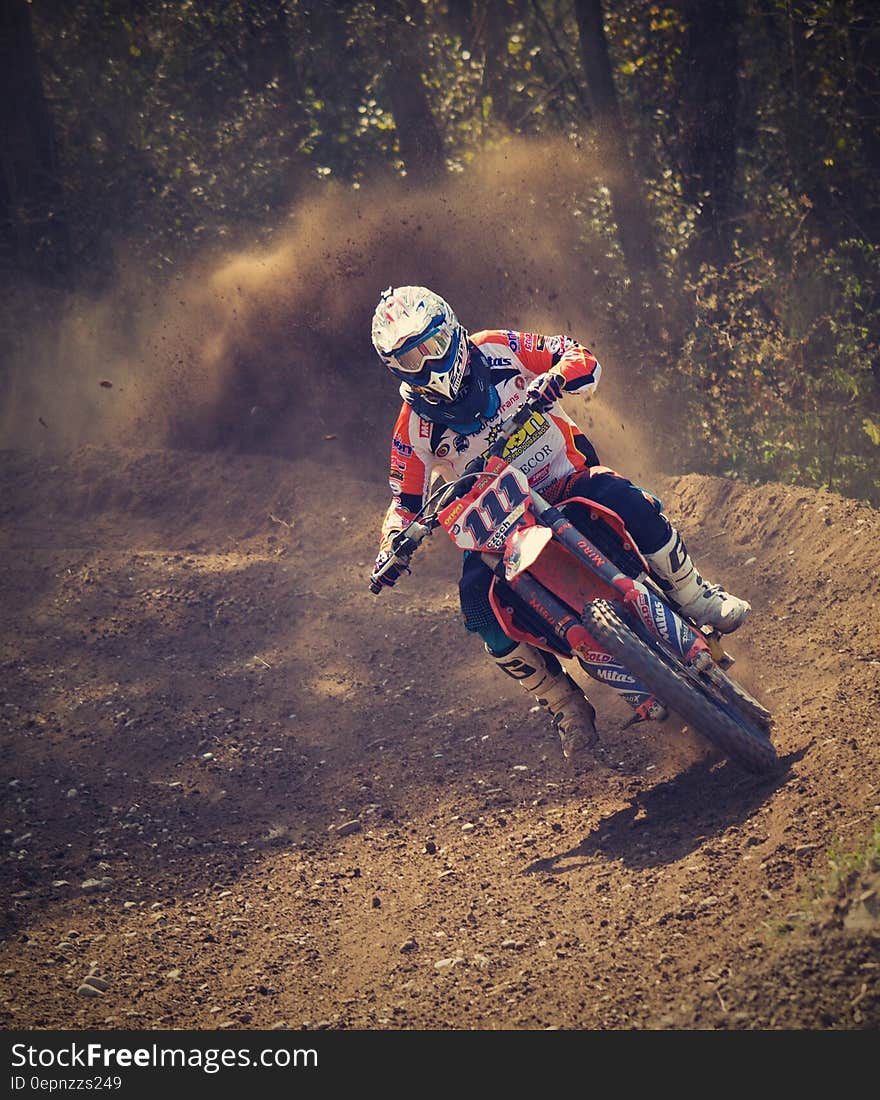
[582,600,779,775]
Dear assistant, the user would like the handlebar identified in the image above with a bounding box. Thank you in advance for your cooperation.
[368,395,551,594]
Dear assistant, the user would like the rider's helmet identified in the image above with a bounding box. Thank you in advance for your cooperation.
[371,286,468,403]
[371,285,501,432]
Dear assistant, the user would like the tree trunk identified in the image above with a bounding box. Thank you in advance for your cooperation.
[0,155,12,269]
[0,0,70,280]
[242,0,311,117]
[481,0,513,127]
[573,0,662,318]
[677,0,741,266]
[384,3,446,182]
[444,0,514,128]
[847,0,880,244]
[241,0,311,205]
[446,0,473,41]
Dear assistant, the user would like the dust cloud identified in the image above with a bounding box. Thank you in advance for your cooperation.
[1,137,664,486]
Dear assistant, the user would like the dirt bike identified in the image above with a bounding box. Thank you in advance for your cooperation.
[370,398,778,775]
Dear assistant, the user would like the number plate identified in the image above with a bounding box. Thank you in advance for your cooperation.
[440,467,531,551]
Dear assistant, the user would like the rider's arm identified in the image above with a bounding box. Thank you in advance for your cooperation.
[552,336,601,397]
[512,332,602,398]
[379,405,434,553]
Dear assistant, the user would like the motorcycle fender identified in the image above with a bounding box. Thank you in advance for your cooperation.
[503,525,553,579]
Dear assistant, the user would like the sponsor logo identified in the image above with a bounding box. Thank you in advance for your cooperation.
[479,411,550,464]
[485,505,527,550]
[599,668,637,685]
[640,594,672,644]
[389,479,402,494]
[528,463,550,485]
[486,356,512,367]
[523,333,534,352]
[505,331,520,352]
[392,435,412,457]
[483,422,502,447]
[526,595,556,626]
[497,656,539,680]
[584,650,618,666]
[536,335,546,352]
[418,420,431,438]
[576,539,606,568]
[667,532,687,573]
[545,335,577,356]
[499,393,521,415]
[519,444,553,474]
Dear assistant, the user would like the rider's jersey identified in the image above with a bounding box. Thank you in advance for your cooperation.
[380,329,601,548]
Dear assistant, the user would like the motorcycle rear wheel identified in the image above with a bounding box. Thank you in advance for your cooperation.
[582,600,779,775]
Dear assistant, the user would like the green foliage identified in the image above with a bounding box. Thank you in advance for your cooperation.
[618,0,880,504]
[27,0,405,279]
[668,202,879,503]
[825,821,880,894]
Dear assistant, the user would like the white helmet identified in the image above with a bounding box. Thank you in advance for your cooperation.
[371,286,469,403]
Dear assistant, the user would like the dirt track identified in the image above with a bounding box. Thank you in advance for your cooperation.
[1,440,878,1031]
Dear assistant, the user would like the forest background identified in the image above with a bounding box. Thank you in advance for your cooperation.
[1,0,878,503]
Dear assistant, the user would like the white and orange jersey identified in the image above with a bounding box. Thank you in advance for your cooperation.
[380,329,601,548]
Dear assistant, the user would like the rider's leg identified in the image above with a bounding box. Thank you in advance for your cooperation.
[487,639,597,761]
[551,469,751,634]
[458,553,597,761]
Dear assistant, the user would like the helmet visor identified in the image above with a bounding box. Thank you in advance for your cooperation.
[390,322,454,375]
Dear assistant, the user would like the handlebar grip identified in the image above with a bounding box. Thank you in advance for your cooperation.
[394,536,419,557]
[368,580,383,595]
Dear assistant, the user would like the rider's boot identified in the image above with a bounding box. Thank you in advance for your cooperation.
[489,642,598,761]
[645,527,750,635]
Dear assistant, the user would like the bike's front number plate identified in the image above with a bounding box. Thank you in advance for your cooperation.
[440,467,531,552]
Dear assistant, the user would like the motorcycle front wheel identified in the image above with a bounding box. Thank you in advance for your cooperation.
[582,600,779,775]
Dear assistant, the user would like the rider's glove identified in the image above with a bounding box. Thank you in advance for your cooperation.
[371,547,411,590]
[525,370,565,410]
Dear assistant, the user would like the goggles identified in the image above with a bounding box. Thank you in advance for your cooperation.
[389,320,455,375]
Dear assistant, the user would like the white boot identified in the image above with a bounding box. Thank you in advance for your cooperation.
[490,642,597,760]
[645,528,750,634]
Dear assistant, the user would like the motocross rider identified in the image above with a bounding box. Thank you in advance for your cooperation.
[369,286,751,763]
